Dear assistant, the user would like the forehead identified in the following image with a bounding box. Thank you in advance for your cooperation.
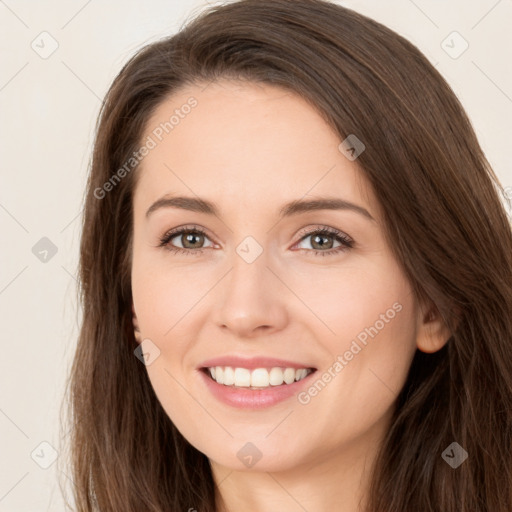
[134,79,376,218]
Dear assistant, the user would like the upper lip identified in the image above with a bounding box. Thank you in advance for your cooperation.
[198,355,317,371]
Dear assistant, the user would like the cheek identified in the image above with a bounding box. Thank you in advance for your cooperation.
[297,256,418,413]
[131,256,208,340]
[283,254,414,347]
[308,269,418,430]
[131,261,208,438]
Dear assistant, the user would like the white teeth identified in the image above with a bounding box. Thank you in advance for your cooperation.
[234,367,251,387]
[206,366,313,388]
[295,369,308,381]
[283,368,296,384]
[223,366,234,385]
[251,368,269,387]
[269,367,284,386]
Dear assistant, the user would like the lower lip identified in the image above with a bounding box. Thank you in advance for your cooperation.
[198,369,317,409]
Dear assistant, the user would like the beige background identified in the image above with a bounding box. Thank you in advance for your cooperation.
[0,0,511,510]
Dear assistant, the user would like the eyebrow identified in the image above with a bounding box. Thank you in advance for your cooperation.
[145,195,375,221]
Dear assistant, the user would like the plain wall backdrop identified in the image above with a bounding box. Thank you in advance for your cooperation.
[1,0,511,510]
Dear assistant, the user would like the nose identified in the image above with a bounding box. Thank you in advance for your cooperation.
[213,248,289,339]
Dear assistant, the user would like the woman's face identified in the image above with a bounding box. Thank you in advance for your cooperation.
[130,79,434,473]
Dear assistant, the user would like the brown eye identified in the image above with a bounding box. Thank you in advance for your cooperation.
[294,227,354,257]
[309,233,336,250]
[173,231,206,249]
[158,226,214,255]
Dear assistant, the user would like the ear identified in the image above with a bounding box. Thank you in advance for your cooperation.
[132,302,142,344]
[416,300,452,354]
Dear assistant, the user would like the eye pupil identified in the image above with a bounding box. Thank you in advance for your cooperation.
[183,232,204,248]
[311,234,333,250]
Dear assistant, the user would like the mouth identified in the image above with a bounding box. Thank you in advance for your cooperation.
[200,366,317,390]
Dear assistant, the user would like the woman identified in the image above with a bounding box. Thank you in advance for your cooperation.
[60,0,512,510]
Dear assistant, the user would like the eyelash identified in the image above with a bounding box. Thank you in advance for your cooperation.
[158,224,354,257]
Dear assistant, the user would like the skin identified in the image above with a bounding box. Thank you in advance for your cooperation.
[130,79,450,512]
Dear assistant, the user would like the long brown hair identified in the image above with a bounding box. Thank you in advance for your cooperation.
[59,0,512,510]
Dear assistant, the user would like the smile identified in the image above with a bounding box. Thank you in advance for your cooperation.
[198,365,318,409]
[204,366,314,389]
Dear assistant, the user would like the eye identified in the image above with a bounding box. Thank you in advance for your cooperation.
[158,225,214,256]
[293,226,354,257]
